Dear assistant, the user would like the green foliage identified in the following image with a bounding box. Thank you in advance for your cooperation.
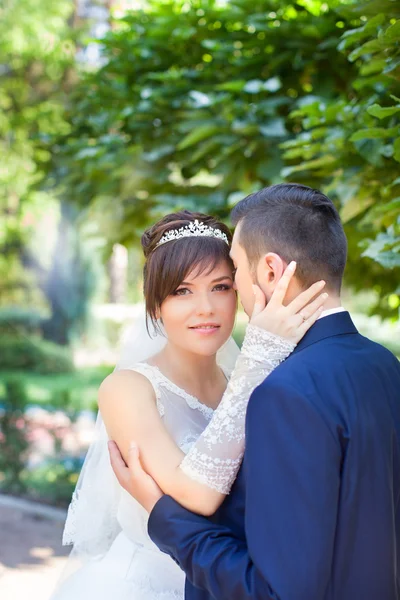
[0,0,75,296]
[0,335,74,374]
[0,0,96,343]
[0,306,44,335]
[0,378,29,493]
[57,0,352,250]
[0,365,113,412]
[56,0,399,317]
[281,0,400,317]
[24,457,82,507]
[2,0,399,320]
[50,388,81,423]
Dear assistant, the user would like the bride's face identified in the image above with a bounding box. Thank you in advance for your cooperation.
[160,260,237,357]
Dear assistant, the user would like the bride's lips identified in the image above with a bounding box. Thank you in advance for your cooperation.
[188,322,221,335]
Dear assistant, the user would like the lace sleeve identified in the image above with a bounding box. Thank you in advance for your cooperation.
[179,324,295,494]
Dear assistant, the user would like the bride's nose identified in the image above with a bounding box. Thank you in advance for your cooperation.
[195,292,214,316]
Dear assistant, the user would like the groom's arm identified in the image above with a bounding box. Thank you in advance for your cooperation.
[148,379,341,600]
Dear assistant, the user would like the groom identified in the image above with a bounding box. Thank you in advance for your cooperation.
[110,184,400,599]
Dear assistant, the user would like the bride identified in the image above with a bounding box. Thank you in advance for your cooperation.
[51,210,326,599]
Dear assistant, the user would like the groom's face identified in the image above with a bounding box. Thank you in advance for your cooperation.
[230,224,258,317]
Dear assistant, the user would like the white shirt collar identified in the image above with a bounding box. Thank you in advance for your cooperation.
[318,306,346,320]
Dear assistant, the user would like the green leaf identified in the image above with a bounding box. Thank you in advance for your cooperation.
[394,138,400,163]
[384,56,400,74]
[340,195,375,223]
[362,235,400,267]
[338,14,385,50]
[348,38,384,62]
[142,145,175,162]
[382,20,400,44]
[177,125,221,150]
[231,120,259,135]
[367,104,400,119]
[374,197,400,215]
[216,80,247,92]
[281,155,336,176]
[188,138,220,164]
[360,58,386,76]
[350,127,398,142]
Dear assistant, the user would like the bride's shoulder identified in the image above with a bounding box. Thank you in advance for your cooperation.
[98,366,156,410]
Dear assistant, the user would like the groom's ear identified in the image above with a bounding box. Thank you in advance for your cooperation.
[256,253,285,289]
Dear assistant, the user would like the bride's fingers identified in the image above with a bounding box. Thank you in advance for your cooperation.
[286,279,326,315]
[296,304,325,338]
[251,285,266,319]
[268,261,297,308]
[297,292,329,322]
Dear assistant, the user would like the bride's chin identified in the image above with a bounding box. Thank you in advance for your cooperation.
[186,333,232,357]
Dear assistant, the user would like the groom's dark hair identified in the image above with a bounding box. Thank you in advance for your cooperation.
[231,183,347,292]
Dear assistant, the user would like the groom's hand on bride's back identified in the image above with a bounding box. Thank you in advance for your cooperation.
[250,261,328,344]
[108,440,163,513]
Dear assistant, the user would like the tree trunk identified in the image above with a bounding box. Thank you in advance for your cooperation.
[108,243,128,304]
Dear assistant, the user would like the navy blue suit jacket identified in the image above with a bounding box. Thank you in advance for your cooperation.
[148,312,400,600]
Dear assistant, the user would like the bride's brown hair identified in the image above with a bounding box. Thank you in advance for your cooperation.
[141,211,234,331]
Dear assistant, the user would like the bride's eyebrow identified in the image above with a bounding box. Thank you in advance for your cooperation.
[180,275,232,286]
[211,275,233,283]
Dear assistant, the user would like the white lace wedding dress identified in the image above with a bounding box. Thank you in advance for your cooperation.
[50,326,295,600]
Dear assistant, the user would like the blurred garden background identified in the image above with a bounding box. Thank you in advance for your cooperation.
[0,0,399,519]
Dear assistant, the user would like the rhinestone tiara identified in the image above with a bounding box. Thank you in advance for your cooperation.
[155,219,229,248]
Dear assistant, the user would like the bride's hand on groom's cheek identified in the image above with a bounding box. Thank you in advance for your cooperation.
[108,440,163,513]
[250,261,328,344]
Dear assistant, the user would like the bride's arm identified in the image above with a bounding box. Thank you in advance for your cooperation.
[99,369,219,515]
[100,266,327,516]
[99,327,295,516]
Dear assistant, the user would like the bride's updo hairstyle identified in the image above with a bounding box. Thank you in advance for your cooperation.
[142,211,233,330]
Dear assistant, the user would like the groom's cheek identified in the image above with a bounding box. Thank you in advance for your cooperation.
[240,294,253,317]
[236,279,254,316]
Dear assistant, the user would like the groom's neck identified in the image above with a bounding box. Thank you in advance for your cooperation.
[279,280,342,311]
[321,294,342,311]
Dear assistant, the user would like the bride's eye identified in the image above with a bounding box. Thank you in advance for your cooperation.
[172,288,191,296]
[213,284,232,292]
